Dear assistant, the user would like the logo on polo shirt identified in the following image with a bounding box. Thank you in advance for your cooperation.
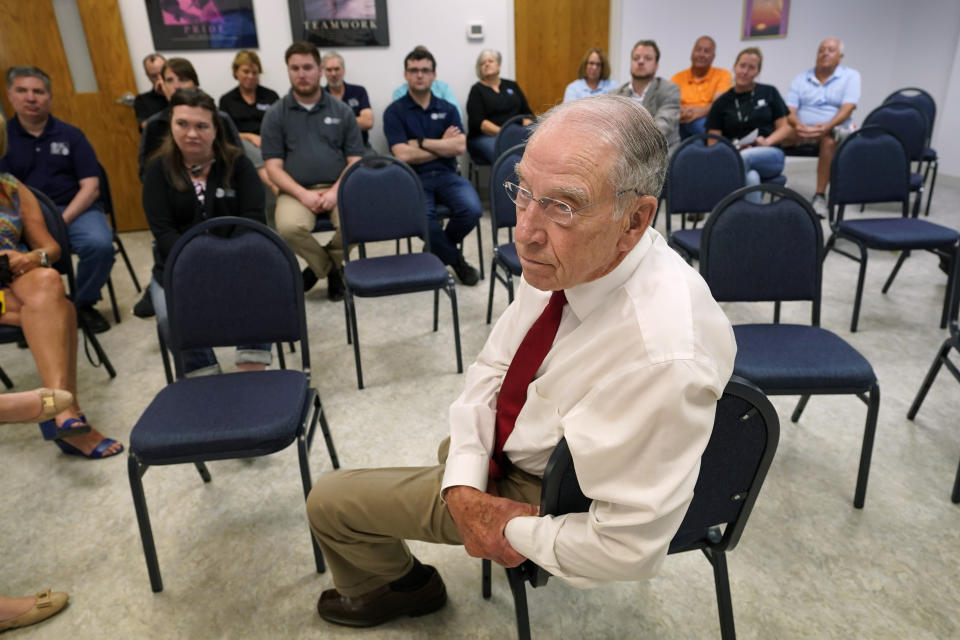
[256,103,270,111]
[347,98,359,107]
[50,142,70,156]
[430,112,448,120]
[323,116,341,125]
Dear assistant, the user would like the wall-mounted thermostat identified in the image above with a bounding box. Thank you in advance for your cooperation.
[467,22,484,40]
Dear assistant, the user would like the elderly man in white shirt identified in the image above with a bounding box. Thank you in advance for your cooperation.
[306,94,737,628]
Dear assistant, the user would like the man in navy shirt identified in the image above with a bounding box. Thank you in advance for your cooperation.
[1,66,114,333]
[322,51,374,153]
[383,48,481,285]
[133,53,167,131]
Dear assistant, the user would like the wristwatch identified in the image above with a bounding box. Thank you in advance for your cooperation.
[417,136,425,149]
[33,249,49,268]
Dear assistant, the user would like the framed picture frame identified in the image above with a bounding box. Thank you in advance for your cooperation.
[288,0,389,47]
[742,0,790,40]
[145,0,258,50]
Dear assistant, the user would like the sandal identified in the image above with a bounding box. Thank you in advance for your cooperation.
[0,589,69,632]
[39,417,91,441]
[54,436,123,459]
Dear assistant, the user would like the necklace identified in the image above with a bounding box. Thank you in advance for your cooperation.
[734,89,755,124]
[185,158,215,176]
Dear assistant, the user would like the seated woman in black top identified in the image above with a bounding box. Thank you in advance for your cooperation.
[706,47,793,200]
[218,50,279,149]
[142,88,269,376]
[466,49,533,164]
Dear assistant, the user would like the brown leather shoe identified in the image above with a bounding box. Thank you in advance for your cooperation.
[317,565,447,627]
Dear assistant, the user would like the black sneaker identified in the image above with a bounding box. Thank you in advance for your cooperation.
[303,266,319,292]
[327,270,345,301]
[132,289,155,318]
[452,256,480,286]
[77,305,110,334]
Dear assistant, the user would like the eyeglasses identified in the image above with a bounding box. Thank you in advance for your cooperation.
[405,67,434,75]
[503,181,639,226]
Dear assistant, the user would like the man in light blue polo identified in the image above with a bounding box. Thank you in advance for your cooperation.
[785,38,861,216]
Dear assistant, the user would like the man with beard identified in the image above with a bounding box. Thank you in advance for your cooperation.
[321,51,374,154]
[614,39,680,152]
[261,41,364,300]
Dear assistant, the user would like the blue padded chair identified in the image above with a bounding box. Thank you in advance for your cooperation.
[127,217,339,592]
[701,184,880,508]
[824,126,959,332]
[884,87,938,217]
[862,102,930,217]
[97,163,142,324]
[486,143,525,324]
[664,133,745,263]
[337,156,463,389]
[482,376,779,640]
[493,114,533,160]
[0,187,115,388]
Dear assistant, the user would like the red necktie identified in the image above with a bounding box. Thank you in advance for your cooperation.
[490,290,567,479]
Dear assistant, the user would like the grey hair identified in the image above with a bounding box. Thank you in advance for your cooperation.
[142,53,164,68]
[822,37,844,55]
[6,66,52,95]
[475,49,502,80]
[529,95,668,219]
[321,50,345,69]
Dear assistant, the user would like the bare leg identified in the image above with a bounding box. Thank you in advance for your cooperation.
[816,135,836,195]
[0,388,73,422]
[0,595,36,621]
[236,363,267,372]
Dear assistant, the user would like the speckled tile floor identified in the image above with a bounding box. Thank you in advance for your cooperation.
[1,157,959,639]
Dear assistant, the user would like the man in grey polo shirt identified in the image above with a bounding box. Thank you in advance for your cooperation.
[262,41,364,300]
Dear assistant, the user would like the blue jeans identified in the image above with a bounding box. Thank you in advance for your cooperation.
[740,146,785,202]
[57,205,114,307]
[679,116,707,140]
[150,278,271,376]
[418,170,482,266]
[467,135,496,165]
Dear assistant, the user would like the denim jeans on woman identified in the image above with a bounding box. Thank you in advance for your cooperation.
[740,146,785,203]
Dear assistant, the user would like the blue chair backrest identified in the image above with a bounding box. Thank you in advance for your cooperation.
[489,144,524,242]
[337,156,428,250]
[666,134,744,216]
[883,87,936,132]
[494,114,532,159]
[862,102,928,161]
[164,217,306,360]
[27,187,75,281]
[700,184,823,310]
[829,126,911,212]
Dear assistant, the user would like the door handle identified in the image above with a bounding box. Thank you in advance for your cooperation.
[116,92,136,107]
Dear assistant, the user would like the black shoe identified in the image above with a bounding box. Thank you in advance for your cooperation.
[317,563,446,627]
[452,256,480,286]
[77,305,110,334]
[303,266,319,292]
[132,289,155,318]
[327,270,345,301]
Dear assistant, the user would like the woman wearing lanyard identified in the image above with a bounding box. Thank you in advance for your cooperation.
[706,47,792,201]
[218,50,279,149]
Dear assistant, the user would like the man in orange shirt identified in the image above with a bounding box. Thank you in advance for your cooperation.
[671,36,731,139]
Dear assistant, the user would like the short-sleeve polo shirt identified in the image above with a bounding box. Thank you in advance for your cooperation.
[0,115,99,206]
[670,67,732,108]
[340,82,372,145]
[260,89,365,186]
[785,65,861,127]
[383,92,462,175]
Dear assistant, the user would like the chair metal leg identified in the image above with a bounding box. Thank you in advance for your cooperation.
[482,558,492,599]
[854,383,881,509]
[476,226,485,280]
[194,462,211,482]
[447,280,463,374]
[432,289,440,332]
[115,233,142,292]
[80,322,116,378]
[157,326,173,385]
[106,276,121,323]
[486,260,498,324]
[952,456,960,504]
[315,393,340,469]
[128,455,164,592]
[791,395,810,422]
[505,567,532,640]
[850,242,869,332]
[346,293,364,389]
[275,342,286,369]
[773,300,781,324]
[296,429,326,573]
[343,295,352,345]
[0,365,13,389]
[940,249,958,330]
[704,548,736,640]
[881,251,910,294]
[907,336,955,419]
[924,161,938,217]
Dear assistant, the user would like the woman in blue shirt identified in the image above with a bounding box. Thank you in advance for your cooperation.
[563,48,617,102]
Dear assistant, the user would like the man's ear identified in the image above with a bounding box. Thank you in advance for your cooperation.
[617,194,657,252]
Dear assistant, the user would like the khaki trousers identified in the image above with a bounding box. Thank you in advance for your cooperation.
[306,439,542,596]
[274,184,342,278]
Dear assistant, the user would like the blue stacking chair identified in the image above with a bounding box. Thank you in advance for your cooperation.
[0,187,116,388]
[482,376,780,640]
[493,113,532,160]
[127,217,339,592]
[884,87,938,217]
[825,126,959,332]
[664,133,744,263]
[861,102,930,217]
[701,184,880,507]
[486,143,525,324]
[337,156,463,389]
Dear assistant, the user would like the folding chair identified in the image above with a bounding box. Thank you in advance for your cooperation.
[883,87,938,217]
[486,143,525,324]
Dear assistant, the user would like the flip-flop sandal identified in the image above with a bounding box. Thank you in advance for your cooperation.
[38,417,92,441]
[54,437,124,459]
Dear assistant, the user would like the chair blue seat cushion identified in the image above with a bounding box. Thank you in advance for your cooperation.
[923,147,937,162]
[495,243,521,275]
[130,369,309,464]
[761,174,787,186]
[344,253,450,296]
[838,218,958,250]
[910,173,923,191]
[671,229,702,257]
[732,324,876,393]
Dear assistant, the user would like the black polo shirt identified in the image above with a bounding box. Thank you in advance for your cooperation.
[218,84,280,135]
[706,83,788,141]
[383,92,462,175]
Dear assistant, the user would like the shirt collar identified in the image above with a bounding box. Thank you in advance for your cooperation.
[10,114,58,139]
[563,228,655,322]
[402,90,438,112]
[806,66,842,86]
[285,88,326,111]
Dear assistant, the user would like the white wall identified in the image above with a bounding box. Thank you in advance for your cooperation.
[118,0,514,153]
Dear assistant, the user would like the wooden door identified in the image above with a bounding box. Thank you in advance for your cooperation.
[514,0,610,115]
[0,0,145,230]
